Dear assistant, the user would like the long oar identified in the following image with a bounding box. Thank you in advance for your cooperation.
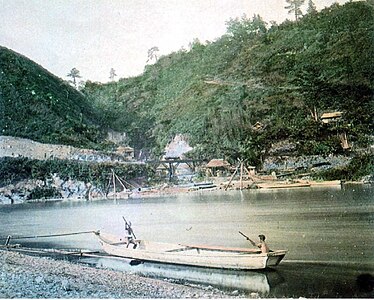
[1,230,97,241]
[122,216,136,239]
[238,231,257,247]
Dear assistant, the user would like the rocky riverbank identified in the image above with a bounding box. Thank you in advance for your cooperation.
[0,249,246,298]
[0,176,97,205]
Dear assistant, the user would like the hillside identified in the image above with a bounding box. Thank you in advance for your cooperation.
[0,46,103,148]
[84,1,373,165]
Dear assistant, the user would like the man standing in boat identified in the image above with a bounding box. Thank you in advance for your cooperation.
[124,218,137,248]
[241,232,270,253]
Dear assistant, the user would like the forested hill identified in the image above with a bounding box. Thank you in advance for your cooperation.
[84,1,373,164]
[1,1,372,165]
[0,46,103,148]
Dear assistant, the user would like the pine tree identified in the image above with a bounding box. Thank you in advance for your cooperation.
[66,67,82,88]
[109,68,117,81]
[307,0,317,14]
[285,0,306,21]
[146,46,159,64]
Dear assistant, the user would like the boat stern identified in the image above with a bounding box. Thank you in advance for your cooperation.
[266,250,287,267]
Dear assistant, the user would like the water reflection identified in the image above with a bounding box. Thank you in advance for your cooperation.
[83,255,284,296]
[1,185,373,297]
[77,255,373,297]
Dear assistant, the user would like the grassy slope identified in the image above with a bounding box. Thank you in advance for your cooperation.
[0,46,103,148]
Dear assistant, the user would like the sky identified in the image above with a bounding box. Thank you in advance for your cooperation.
[0,0,351,83]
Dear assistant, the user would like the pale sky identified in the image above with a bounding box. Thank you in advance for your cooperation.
[0,0,350,83]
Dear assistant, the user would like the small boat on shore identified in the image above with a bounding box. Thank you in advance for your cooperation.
[305,180,341,187]
[256,182,310,189]
[94,231,287,270]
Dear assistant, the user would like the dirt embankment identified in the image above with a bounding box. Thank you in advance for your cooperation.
[0,136,74,160]
[0,135,131,162]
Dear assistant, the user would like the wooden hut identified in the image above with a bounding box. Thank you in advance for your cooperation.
[205,159,231,177]
[116,146,135,160]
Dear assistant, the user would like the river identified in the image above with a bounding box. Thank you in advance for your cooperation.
[0,184,373,297]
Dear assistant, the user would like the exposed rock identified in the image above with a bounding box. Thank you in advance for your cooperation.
[268,140,297,156]
[262,155,352,173]
[0,176,95,204]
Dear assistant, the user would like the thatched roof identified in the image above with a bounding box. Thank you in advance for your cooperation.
[206,159,230,168]
[116,146,134,153]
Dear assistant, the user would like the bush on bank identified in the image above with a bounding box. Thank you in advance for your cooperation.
[27,186,62,200]
[314,154,374,181]
[0,157,156,190]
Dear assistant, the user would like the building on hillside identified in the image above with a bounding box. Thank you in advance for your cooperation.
[320,112,351,150]
[320,112,343,124]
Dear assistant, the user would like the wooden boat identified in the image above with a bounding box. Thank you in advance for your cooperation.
[307,180,341,187]
[256,182,310,189]
[95,231,287,270]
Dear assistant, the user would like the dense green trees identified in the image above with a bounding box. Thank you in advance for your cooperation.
[1,2,372,171]
[83,1,373,166]
[0,157,155,189]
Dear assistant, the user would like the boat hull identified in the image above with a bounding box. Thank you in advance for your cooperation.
[256,182,310,189]
[96,232,287,270]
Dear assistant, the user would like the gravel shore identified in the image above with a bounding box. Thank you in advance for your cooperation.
[0,249,245,298]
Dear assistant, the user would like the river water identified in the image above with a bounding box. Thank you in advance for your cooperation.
[0,184,373,297]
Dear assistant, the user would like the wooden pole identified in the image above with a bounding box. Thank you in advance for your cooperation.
[114,174,126,190]
[225,163,240,191]
[5,235,11,246]
[112,170,116,199]
[243,165,250,176]
[105,174,112,199]
[240,160,244,190]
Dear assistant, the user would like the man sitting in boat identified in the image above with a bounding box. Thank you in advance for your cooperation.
[246,234,270,253]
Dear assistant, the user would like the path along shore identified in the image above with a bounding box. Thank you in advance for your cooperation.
[0,249,246,298]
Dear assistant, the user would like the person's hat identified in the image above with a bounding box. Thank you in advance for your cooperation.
[258,234,266,240]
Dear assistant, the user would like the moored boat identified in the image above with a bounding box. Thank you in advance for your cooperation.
[95,231,287,270]
[256,182,310,189]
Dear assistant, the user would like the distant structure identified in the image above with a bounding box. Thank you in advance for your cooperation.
[107,130,127,144]
[320,112,350,150]
[320,112,343,124]
[116,146,134,160]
